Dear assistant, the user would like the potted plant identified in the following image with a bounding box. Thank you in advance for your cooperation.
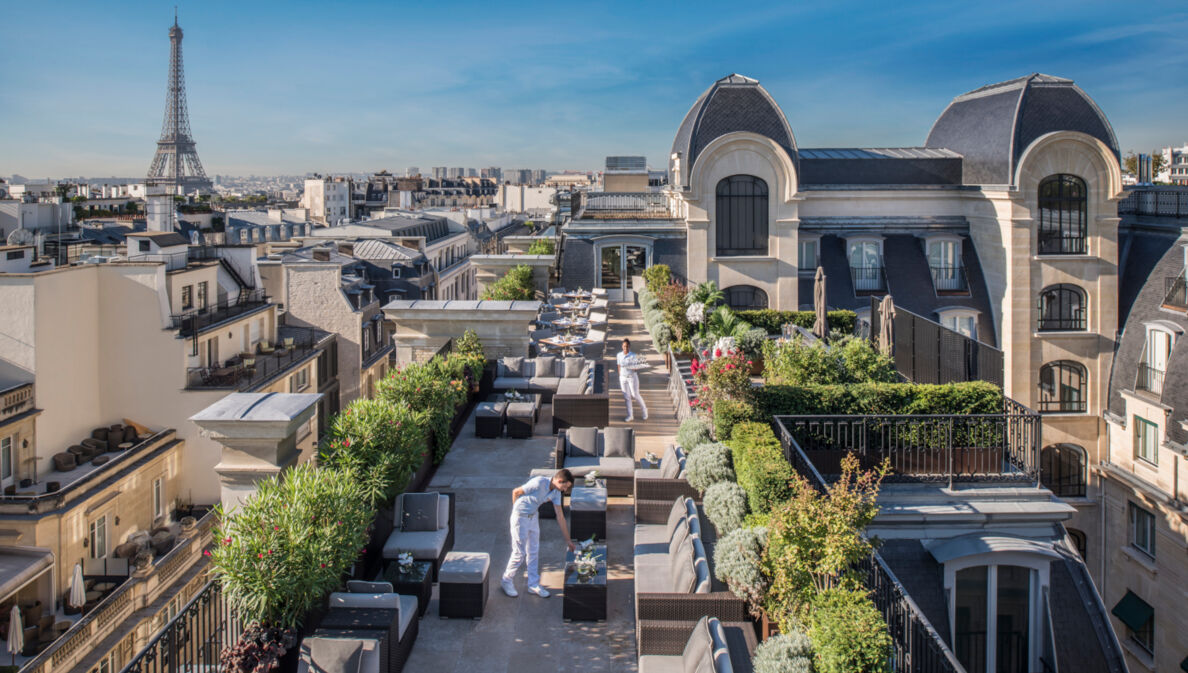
[737,327,768,375]
[752,631,814,673]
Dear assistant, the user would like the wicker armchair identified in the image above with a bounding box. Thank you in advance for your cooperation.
[634,445,697,524]
[637,617,757,673]
[382,492,455,580]
[553,427,635,497]
[552,363,609,433]
[312,580,420,673]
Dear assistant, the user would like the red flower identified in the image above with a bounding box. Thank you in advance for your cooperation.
[714,349,722,357]
[343,439,350,447]
[223,537,232,545]
[320,563,327,568]
[702,350,709,356]
[273,526,280,531]
[268,549,273,555]
[203,549,211,556]
[258,552,264,559]
[747,361,753,366]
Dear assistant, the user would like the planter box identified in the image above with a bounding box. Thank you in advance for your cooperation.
[760,610,780,642]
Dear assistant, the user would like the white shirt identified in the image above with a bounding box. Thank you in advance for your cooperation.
[513,475,561,517]
[616,351,638,372]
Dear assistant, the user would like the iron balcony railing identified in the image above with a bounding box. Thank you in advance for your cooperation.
[582,192,669,213]
[1119,188,1188,218]
[170,289,270,336]
[851,265,887,293]
[1164,274,1188,309]
[1037,311,1086,331]
[1037,231,1087,255]
[1135,363,1165,396]
[186,330,320,391]
[774,398,1042,488]
[119,580,241,673]
[929,265,968,293]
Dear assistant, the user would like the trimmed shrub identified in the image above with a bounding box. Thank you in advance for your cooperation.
[736,327,768,361]
[755,380,1003,417]
[320,399,428,507]
[738,309,858,335]
[677,416,713,449]
[712,526,768,617]
[729,422,794,514]
[653,322,673,351]
[643,264,671,293]
[526,238,554,255]
[762,334,894,386]
[481,264,535,300]
[752,631,814,673]
[713,397,762,442]
[685,441,734,492]
[703,481,748,533]
[807,588,892,673]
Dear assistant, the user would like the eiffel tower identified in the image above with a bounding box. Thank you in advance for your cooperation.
[146,11,211,194]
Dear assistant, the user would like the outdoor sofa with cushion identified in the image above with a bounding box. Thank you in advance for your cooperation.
[554,427,636,497]
[551,362,608,433]
[382,492,455,580]
[633,497,747,656]
[637,615,756,673]
[491,355,600,406]
[634,445,698,523]
[303,580,420,673]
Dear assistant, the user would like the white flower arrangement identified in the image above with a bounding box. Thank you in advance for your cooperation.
[584,470,600,486]
[396,551,415,574]
[645,451,659,463]
[686,302,706,325]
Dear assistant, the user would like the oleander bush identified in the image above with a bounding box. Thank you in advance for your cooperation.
[685,441,735,492]
[209,464,372,628]
[320,399,428,507]
[692,349,753,416]
[729,422,795,514]
[713,526,769,618]
[676,416,713,449]
[807,588,891,673]
[738,309,858,336]
[703,481,749,533]
[752,630,814,673]
[376,357,471,462]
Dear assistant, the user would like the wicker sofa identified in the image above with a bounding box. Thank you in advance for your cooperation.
[637,616,757,673]
[554,427,636,497]
[634,497,747,656]
[551,363,608,433]
[634,445,698,523]
[382,492,455,580]
[301,580,420,673]
[490,354,595,404]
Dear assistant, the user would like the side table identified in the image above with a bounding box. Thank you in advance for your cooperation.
[382,560,432,618]
[564,543,607,621]
[570,480,607,541]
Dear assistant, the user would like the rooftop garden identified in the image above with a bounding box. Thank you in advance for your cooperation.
[480,264,536,300]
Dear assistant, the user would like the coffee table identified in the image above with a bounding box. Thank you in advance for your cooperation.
[382,560,432,617]
[489,393,542,422]
[570,480,607,541]
[564,543,607,621]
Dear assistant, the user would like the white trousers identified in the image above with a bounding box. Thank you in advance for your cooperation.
[503,513,541,587]
[620,370,647,418]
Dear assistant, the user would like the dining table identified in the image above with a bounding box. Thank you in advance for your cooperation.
[554,301,590,313]
[539,335,593,355]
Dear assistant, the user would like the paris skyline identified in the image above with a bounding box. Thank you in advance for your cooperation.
[1,0,1186,177]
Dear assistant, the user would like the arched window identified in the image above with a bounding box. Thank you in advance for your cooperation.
[716,175,768,256]
[1038,284,1087,331]
[1037,174,1087,254]
[1066,527,1087,561]
[724,285,768,311]
[1041,444,1087,497]
[1039,360,1087,413]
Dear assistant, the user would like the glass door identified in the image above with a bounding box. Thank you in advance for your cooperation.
[600,246,622,300]
[625,246,647,300]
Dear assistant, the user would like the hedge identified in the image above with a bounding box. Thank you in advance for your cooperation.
[713,397,763,441]
[754,381,1004,417]
[728,422,794,514]
[737,310,857,335]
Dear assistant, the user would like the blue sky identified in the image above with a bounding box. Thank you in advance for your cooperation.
[1,0,1185,178]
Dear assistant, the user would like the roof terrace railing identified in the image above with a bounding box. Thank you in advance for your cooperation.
[774,397,1041,489]
[117,578,238,673]
[577,192,670,218]
[1119,188,1188,218]
[169,289,270,336]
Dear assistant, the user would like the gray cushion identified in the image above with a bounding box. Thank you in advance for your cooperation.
[302,636,363,673]
[529,376,561,390]
[440,551,490,584]
[682,617,713,673]
[383,527,448,559]
[398,594,417,639]
[556,378,585,395]
[638,655,687,673]
[634,553,671,594]
[400,492,439,532]
[500,356,524,377]
[534,356,557,379]
[634,522,671,556]
[597,456,635,477]
[329,591,400,610]
[493,376,529,389]
[567,427,599,458]
[346,580,393,594]
[563,357,585,378]
[603,427,633,458]
[666,498,688,540]
[660,446,681,479]
[691,537,711,593]
[521,359,537,377]
[669,520,690,560]
[506,402,535,418]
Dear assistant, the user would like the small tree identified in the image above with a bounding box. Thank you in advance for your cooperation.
[763,453,888,631]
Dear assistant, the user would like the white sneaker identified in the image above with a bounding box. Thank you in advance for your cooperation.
[625,416,634,422]
[501,579,518,597]
[642,412,649,420]
[527,585,550,598]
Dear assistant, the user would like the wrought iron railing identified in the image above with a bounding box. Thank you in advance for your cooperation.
[1135,363,1165,396]
[170,289,270,336]
[1037,231,1087,255]
[851,265,887,292]
[774,398,1041,488]
[667,345,696,423]
[1119,188,1188,218]
[186,329,320,390]
[929,265,968,292]
[581,192,669,214]
[858,553,964,673]
[1037,312,1086,331]
[119,580,240,673]
[1164,274,1188,309]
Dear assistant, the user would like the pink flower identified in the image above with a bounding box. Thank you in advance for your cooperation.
[320,563,327,568]
[223,537,232,545]
[273,526,280,531]
[702,350,709,356]
[747,361,753,366]
[203,550,211,557]
[258,552,264,559]
[268,549,274,555]
[714,349,722,358]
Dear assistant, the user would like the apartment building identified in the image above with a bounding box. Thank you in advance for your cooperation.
[301,176,354,224]
[1156,143,1188,185]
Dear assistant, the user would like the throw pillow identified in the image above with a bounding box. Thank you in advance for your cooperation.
[670,535,697,593]
[681,617,713,673]
[346,580,394,594]
[400,492,440,532]
[603,427,633,458]
[566,427,599,458]
[533,355,557,379]
[660,446,680,479]
[563,357,585,378]
[666,496,687,535]
[306,637,363,673]
[500,356,524,378]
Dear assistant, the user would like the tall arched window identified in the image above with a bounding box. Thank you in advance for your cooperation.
[1041,444,1087,497]
[1039,360,1087,413]
[1037,174,1087,254]
[716,175,768,256]
[1038,284,1087,331]
[724,285,768,311]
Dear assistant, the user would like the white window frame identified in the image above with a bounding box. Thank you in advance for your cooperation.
[89,514,108,559]
[936,308,979,340]
[290,366,310,393]
[1133,415,1159,466]
[153,477,164,519]
[0,435,13,489]
[798,236,820,275]
[1129,501,1156,558]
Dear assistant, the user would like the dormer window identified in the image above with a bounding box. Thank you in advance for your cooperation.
[1137,325,1174,395]
[847,238,884,293]
[925,237,967,292]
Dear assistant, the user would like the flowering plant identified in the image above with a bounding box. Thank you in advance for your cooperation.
[686,302,706,325]
[321,399,427,507]
[693,348,754,415]
[505,389,524,402]
[396,551,415,574]
[577,534,598,553]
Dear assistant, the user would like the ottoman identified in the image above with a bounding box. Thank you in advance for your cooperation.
[569,484,607,541]
[505,403,535,439]
[439,551,489,619]
[474,401,507,438]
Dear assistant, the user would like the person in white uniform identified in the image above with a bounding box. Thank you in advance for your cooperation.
[502,469,575,598]
[616,338,648,422]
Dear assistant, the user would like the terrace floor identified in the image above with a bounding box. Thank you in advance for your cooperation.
[407,301,676,672]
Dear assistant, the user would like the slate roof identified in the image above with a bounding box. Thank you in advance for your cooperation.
[346,215,453,243]
[350,238,424,262]
[925,74,1119,185]
[671,74,798,187]
[1107,232,1188,442]
[127,231,189,247]
[800,148,964,186]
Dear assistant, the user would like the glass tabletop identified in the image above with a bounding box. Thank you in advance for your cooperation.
[565,542,608,586]
[383,560,432,583]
